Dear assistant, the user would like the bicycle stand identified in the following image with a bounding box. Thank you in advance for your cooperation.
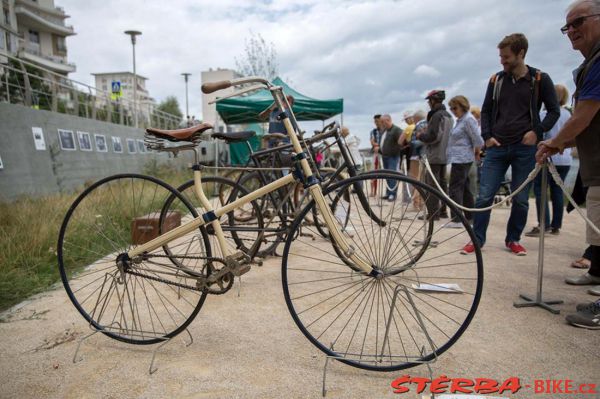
[72,272,195,374]
[513,165,563,314]
[321,284,438,397]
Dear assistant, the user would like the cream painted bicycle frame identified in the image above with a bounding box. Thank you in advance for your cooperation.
[128,85,373,275]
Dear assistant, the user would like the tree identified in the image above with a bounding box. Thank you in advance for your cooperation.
[156,96,183,119]
[235,31,279,80]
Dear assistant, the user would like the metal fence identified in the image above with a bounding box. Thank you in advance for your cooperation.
[0,54,182,130]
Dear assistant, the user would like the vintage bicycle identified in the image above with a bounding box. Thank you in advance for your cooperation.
[57,76,483,371]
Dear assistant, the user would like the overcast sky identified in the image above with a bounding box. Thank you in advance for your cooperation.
[60,0,579,144]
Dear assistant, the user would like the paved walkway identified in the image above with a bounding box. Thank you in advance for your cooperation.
[0,200,598,398]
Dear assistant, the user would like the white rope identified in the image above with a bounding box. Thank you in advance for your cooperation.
[421,156,600,234]
[547,162,600,235]
[422,156,541,212]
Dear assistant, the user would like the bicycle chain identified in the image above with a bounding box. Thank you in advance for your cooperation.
[141,254,234,295]
[126,269,202,292]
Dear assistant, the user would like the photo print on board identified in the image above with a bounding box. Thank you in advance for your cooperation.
[58,129,76,151]
[112,136,123,153]
[95,134,108,152]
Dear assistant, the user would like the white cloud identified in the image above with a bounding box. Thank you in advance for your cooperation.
[58,0,576,144]
[414,65,442,78]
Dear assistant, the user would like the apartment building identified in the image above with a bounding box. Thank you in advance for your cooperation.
[92,71,156,123]
[201,68,242,132]
[0,0,75,75]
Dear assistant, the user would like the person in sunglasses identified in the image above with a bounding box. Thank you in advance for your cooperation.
[461,33,560,256]
[536,0,600,329]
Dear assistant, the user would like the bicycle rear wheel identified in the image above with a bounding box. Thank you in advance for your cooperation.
[239,171,292,257]
[282,172,483,371]
[170,176,264,260]
[57,174,210,345]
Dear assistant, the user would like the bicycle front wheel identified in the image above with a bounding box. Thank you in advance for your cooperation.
[57,174,211,345]
[281,172,483,371]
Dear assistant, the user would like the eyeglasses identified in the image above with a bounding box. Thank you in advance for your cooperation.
[560,13,600,34]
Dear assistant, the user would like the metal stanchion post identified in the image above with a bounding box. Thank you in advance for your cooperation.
[514,162,563,313]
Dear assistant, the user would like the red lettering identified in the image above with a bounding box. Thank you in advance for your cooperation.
[564,380,574,394]
[589,383,598,394]
[534,380,545,393]
[390,375,411,394]
[412,377,431,394]
[474,378,499,394]
[498,377,522,394]
[430,375,450,394]
[552,380,564,393]
[450,378,474,394]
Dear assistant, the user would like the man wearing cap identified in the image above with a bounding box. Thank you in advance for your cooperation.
[461,33,560,256]
[417,90,453,219]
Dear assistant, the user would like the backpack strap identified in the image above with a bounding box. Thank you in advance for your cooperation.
[491,72,503,102]
[530,68,542,105]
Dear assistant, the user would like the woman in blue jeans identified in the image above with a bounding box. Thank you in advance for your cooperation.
[525,85,572,236]
[446,95,484,228]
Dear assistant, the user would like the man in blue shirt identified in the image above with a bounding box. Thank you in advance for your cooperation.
[537,0,600,329]
[461,33,560,256]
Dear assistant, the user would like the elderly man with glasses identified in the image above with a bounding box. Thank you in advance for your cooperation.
[537,0,600,329]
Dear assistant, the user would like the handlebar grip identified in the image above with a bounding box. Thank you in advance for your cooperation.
[202,80,232,94]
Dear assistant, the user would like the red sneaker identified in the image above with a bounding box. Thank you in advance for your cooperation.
[461,242,475,255]
[506,241,527,256]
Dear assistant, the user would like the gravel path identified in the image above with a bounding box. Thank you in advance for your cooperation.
[1,201,599,399]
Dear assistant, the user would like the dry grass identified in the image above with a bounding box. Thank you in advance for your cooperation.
[0,161,202,311]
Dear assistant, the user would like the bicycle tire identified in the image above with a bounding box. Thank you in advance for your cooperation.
[172,176,264,260]
[238,171,292,257]
[281,172,483,371]
[57,174,211,345]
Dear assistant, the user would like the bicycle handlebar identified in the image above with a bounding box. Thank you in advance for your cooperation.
[201,76,271,94]
[201,80,232,94]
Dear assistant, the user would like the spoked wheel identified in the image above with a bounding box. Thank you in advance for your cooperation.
[239,171,293,257]
[282,172,483,371]
[57,174,211,344]
[171,177,264,260]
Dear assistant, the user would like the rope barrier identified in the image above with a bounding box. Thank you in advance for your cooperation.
[422,156,542,212]
[421,156,600,234]
[547,162,600,235]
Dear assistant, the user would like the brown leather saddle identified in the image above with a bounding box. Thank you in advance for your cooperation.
[146,123,213,142]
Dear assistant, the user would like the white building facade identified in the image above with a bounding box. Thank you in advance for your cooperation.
[0,0,76,75]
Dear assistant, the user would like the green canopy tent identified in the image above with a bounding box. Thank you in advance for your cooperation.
[216,77,344,124]
[216,77,343,165]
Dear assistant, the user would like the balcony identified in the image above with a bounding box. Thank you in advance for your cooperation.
[18,39,76,74]
[14,5,75,36]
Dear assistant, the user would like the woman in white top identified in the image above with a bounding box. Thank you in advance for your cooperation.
[525,84,573,236]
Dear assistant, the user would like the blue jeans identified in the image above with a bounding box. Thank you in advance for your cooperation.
[472,143,536,246]
[533,165,570,229]
[382,155,400,197]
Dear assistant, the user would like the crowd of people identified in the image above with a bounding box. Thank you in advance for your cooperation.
[368,0,600,330]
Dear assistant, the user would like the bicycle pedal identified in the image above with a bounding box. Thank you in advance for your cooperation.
[225,251,252,276]
[231,263,251,276]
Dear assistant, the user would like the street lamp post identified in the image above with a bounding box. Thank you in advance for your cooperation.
[181,73,191,124]
[124,30,141,128]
